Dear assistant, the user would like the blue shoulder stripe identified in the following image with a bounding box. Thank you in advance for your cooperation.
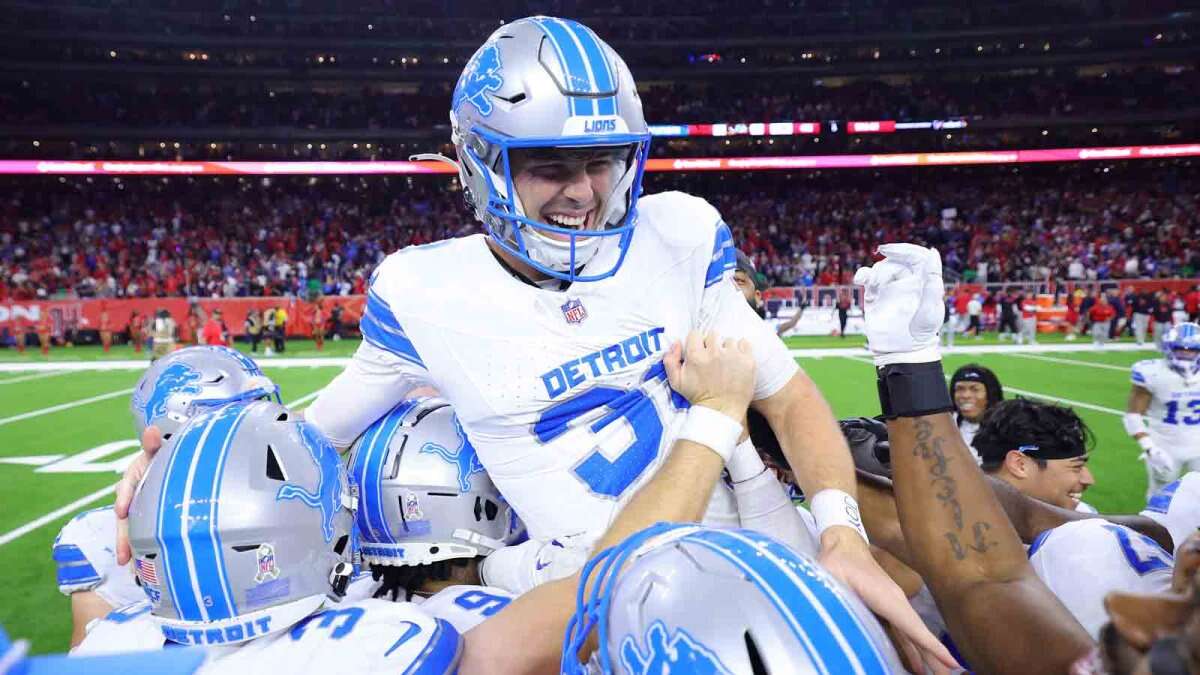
[56,561,101,585]
[1027,528,1054,559]
[705,220,737,288]
[1131,368,1147,385]
[361,290,426,369]
[1145,479,1181,514]
[401,618,462,675]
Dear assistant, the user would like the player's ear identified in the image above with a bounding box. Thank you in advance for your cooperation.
[1103,590,1190,650]
[1003,450,1028,478]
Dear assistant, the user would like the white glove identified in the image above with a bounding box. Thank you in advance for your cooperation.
[1139,442,1178,482]
[852,244,945,366]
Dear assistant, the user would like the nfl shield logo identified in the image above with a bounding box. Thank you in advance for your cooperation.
[254,543,280,584]
[561,298,588,325]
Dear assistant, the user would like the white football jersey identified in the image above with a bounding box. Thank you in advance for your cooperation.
[419,584,516,634]
[53,506,145,608]
[1028,519,1173,639]
[1131,358,1200,460]
[1141,471,1200,554]
[75,598,462,674]
[308,191,799,548]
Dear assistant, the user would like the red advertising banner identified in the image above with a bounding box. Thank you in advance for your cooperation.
[0,296,365,341]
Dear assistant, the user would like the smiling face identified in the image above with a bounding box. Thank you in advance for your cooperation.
[509,146,626,242]
[954,381,990,423]
[1018,453,1095,510]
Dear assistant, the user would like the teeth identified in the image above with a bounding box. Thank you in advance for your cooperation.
[546,213,587,227]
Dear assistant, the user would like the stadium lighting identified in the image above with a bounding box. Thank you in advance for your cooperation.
[5,143,1199,176]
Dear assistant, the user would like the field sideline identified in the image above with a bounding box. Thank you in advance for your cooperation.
[0,336,1160,653]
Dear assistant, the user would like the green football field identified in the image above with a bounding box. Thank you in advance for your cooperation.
[0,336,1160,653]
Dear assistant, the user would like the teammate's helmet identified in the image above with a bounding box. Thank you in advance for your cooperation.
[562,523,903,674]
[1162,322,1200,376]
[348,398,523,567]
[130,345,280,441]
[128,400,355,646]
[449,16,652,283]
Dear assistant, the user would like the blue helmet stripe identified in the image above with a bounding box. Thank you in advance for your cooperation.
[355,403,412,545]
[202,402,254,619]
[689,529,891,675]
[705,220,737,288]
[156,413,208,620]
[562,19,618,116]
[156,404,249,622]
[534,18,596,117]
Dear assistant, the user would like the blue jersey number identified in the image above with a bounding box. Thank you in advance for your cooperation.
[534,386,664,498]
[1163,399,1200,425]
[290,606,364,641]
[453,589,511,617]
[1102,525,1173,575]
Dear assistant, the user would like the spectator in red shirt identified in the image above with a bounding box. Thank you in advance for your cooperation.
[1186,284,1200,322]
[1088,294,1117,347]
[200,309,227,346]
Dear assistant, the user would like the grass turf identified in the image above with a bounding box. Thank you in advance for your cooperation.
[0,337,1162,653]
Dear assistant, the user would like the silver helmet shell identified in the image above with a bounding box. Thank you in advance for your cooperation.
[130,345,280,441]
[128,400,354,646]
[348,397,524,567]
[450,16,652,283]
[563,523,903,674]
[1162,321,1200,377]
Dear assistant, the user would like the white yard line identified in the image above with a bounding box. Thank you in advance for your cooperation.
[0,483,118,547]
[0,387,327,549]
[790,341,1152,359]
[1006,352,1133,373]
[0,389,135,428]
[0,371,71,385]
[0,357,351,373]
[840,355,1124,417]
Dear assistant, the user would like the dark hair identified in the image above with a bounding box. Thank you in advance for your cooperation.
[370,557,476,601]
[949,363,1004,424]
[973,398,1093,472]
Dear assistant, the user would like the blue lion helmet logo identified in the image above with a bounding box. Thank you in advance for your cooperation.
[136,363,203,428]
[621,621,732,675]
[276,422,345,543]
[452,42,504,117]
[419,416,485,493]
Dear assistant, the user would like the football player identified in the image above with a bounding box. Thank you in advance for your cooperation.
[56,345,280,646]
[74,400,466,673]
[855,243,1198,675]
[115,15,938,650]
[345,395,525,629]
[1125,322,1200,496]
[947,363,1003,454]
[1141,471,1200,556]
[972,397,1097,512]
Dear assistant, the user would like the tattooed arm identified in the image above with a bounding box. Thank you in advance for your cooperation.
[887,413,1094,674]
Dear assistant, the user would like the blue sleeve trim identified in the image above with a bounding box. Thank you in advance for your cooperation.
[402,618,462,675]
[704,220,737,289]
[1145,479,1180,514]
[52,543,89,564]
[360,291,427,369]
[1131,369,1147,385]
[57,561,101,586]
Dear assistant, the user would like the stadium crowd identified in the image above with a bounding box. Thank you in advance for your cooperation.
[0,165,1195,302]
[6,68,1196,131]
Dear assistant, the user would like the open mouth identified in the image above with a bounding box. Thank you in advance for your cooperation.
[541,210,595,239]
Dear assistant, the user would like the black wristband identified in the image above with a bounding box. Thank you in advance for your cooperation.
[876,361,955,419]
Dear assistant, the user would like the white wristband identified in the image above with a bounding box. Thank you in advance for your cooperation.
[810,489,869,544]
[727,438,767,484]
[677,405,743,463]
[1137,436,1155,452]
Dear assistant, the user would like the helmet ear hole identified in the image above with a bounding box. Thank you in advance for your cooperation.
[483,499,499,521]
[333,534,349,555]
[744,632,768,675]
[276,412,289,422]
[265,445,286,481]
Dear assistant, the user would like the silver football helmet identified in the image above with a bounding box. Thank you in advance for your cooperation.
[563,523,904,674]
[128,400,355,646]
[348,397,524,567]
[448,16,652,282]
[130,345,280,441]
